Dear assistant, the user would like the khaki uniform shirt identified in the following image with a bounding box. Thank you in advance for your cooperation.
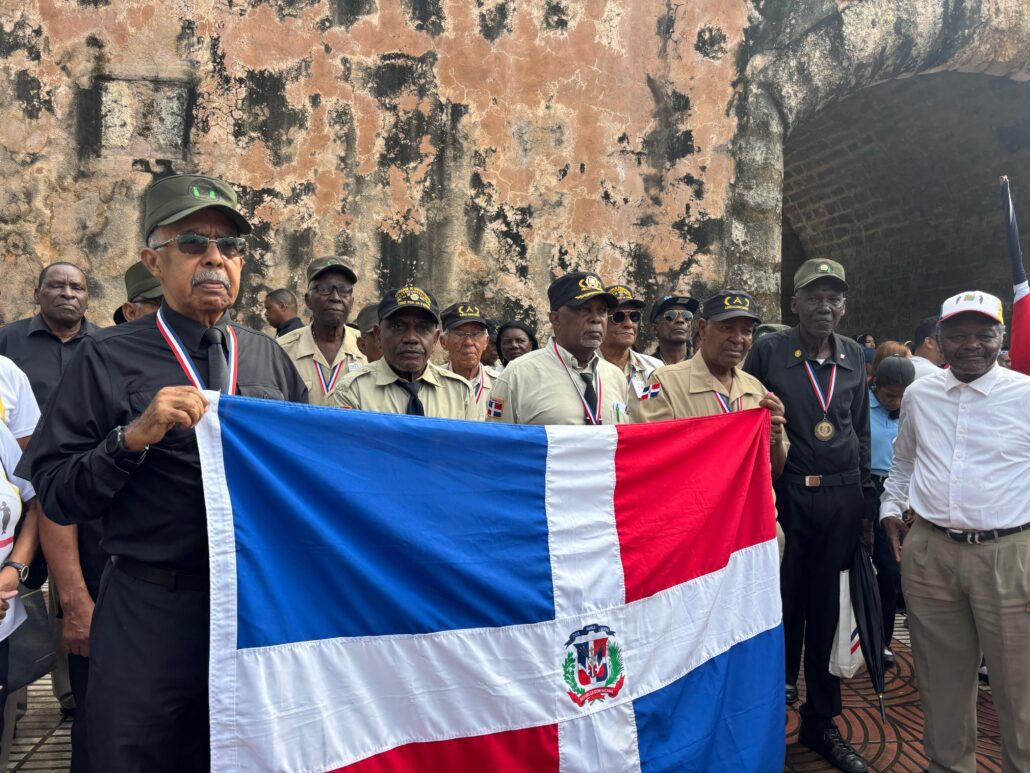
[278,325,366,407]
[633,351,789,455]
[334,358,478,420]
[609,350,664,400]
[444,363,498,421]
[486,337,630,425]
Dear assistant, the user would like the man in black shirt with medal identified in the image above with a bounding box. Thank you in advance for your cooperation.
[745,259,872,773]
[19,174,307,772]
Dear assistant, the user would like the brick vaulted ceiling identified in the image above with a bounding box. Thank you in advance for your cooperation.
[781,72,1030,343]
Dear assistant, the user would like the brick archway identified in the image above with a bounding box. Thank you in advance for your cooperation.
[725,0,1030,321]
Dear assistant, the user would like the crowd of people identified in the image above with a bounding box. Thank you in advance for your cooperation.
[0,172,1024,773]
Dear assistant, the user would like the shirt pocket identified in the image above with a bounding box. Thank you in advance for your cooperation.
[237,384,286,401]
[128,389,196,449]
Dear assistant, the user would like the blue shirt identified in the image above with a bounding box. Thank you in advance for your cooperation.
[869,390,898,476]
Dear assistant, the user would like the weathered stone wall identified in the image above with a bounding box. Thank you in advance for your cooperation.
[3,0,1030,334]
[1,0,749,331]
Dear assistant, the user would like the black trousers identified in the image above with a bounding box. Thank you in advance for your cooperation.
[870,479,901,645]
[68,652,90,773]
[776,477,864,726]
[87,561,209,772]
[0,636,8,756]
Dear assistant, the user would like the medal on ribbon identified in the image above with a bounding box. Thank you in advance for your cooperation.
[552,340,603,425]
[314,361,345,397]
[803,360,836,441]
[156,308,238,395]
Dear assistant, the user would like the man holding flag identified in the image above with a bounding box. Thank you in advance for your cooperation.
[19,174,307,772]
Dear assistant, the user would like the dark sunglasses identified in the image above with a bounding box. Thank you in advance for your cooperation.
[152,233,247,258]
[608,310,642,324]
[662,310,692,322]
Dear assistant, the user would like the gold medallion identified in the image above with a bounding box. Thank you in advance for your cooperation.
[814,419,835,441]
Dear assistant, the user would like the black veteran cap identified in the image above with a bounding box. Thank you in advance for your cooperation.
[441,302,492,332]
[793,258,848,292]
[548,272,618,311]
[113,261,163,324]
[605,284,646,310]
[307,256,358,285]
[143,174,251,239]
[378,285,441,323]
[702,290,762,323]
[650,294,700,323]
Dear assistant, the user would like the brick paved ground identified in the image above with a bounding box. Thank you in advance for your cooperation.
[6,617,1005,771]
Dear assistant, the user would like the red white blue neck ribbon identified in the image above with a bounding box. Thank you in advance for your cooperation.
[472,365,485,405]
[803,360,836,414]
[314,361,345,396]
[156,307,238,395]
[552,340,603,425]
[713,392,742,414]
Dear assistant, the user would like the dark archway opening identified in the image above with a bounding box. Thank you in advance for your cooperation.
[781,72,1030,343]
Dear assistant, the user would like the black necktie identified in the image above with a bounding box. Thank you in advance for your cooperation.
[396,380,425,416]
[203,327,228,393]
[580,372,598,424]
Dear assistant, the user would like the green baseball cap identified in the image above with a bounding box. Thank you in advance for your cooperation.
[113,261,163,324]
[793,258,848,292]
[142,174,252,239]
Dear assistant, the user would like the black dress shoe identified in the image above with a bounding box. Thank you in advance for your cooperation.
[798,723,869,773]
[786,683,799,704]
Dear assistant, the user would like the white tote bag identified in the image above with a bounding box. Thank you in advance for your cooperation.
[829,569,863,678]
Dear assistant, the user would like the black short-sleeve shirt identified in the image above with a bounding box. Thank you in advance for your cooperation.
[0,314,100,410]
[18,305,308,572]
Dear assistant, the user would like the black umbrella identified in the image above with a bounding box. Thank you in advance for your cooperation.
[849,542,887,723]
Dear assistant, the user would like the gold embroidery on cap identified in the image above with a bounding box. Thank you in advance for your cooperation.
[396,287,431,307]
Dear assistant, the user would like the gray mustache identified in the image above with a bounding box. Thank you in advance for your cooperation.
[192,271,231,290]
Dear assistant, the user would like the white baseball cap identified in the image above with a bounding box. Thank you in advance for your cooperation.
[939,290,1004,324]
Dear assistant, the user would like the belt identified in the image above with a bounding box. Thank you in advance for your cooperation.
[924,519,1030,545]
[783,469,861,488]
[870,473,889,484]
[112,556,209,591]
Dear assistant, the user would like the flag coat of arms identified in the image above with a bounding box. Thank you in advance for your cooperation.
[196,395,784,772]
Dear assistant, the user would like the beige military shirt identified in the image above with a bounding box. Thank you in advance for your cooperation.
[633,351,788,452]
[444,363,498,421]
[277,325,366,407]
[604,349,664,400]
[486,337,630,425]
[334,358,479,420]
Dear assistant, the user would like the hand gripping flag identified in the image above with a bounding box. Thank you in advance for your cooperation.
[1001,176,1030,374]
[196,395,784,772]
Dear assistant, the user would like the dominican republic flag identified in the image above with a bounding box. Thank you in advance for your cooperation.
[196,395,783,772]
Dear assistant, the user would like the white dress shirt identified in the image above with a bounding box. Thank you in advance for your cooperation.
[880,364,1030,529]
[909,355,941,380]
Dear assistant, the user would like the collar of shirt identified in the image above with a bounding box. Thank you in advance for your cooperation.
[291,325,361,367]
[685,351,760,401]
[943,363,1001,396]
[445,362,490,389]
[373,358,443,388]
[783,326,856,371]
[276,317,301,336]
[549,337,599,374]
[28,313,93,341]
[159,303,230,351]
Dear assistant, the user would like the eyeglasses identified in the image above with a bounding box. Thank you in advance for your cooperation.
[662,310,693,322]
[310,282,354,297]
[151,233,247,258]
[609,311,642,324]
[448,329,488,341]
[799,295,845,310]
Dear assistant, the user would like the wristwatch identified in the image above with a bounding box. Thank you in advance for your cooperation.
[104,426,148,464]
[2,561,29,583]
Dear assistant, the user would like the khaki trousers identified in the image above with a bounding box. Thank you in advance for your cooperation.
[902,518,1030,773]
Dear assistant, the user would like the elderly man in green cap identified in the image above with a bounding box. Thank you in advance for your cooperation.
[113,260,164,324]
[19,173,307,772]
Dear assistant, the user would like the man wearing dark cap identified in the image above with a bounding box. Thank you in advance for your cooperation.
[744,258,872,773]
[19,173,307,772]
[487,272,629,425]
[649,294,700,365]
[440,302,496,420]
[600,285,662,399]
[114,261,163,325]
[353,304,383,363]
[262,288,303,338]
[278,257,366,407]
[334,287,477,419]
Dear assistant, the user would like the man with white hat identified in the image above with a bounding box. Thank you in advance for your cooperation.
[881,290,1030,773]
